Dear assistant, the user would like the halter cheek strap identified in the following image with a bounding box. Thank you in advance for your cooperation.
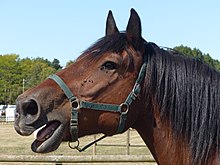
[47,56,147,151]
[48,74,78,142]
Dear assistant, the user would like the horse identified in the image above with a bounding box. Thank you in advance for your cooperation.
[14,9,220,165]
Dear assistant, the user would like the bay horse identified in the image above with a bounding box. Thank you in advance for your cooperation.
[14,9,220,165]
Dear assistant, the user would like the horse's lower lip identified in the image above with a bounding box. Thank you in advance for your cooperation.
[31,121,63,153]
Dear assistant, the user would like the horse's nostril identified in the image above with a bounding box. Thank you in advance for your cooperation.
[15,112,19,118]
[24,100,38,116]
[22,99,41,125]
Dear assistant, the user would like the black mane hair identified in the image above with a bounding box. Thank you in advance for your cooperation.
[77,32,145,63]
[144,42,220,165]
[78,33,130,61]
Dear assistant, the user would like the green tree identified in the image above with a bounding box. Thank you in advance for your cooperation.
[20,58,57,88]
[0,55,58,104]
[0,54,22,104]
[51,58,62,70]
[174,45,220,71]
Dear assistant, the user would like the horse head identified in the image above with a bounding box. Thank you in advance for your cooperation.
[14,9,147,153]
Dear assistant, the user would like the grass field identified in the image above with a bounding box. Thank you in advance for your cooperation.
[0,123,151,156]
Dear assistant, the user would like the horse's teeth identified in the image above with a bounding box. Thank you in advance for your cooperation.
[33,124,46,139]
[45,134,50,139]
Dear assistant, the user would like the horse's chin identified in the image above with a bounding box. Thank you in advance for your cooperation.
[31,120,64,153]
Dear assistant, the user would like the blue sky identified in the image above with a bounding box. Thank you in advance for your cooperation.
[0,0,219,66]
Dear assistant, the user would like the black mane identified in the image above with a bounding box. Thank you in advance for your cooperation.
[77,33,131,61]
[145,42,220,164]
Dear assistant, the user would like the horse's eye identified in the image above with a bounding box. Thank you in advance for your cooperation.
[101,61,118,70]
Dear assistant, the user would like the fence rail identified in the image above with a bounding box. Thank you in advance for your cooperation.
[0,155,156,164]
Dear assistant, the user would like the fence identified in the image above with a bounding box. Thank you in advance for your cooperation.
[0,121,157,164]
[92,129,145,155]
[0,155,156,164]
[0,116,14,123]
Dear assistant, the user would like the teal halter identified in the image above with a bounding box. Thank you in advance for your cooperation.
[48,55,147,151]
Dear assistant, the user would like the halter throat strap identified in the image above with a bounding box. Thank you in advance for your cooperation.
[47,55,147,148]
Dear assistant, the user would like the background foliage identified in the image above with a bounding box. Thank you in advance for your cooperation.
[0,55,62,104]
[174,45,220,71]
[0,45,219,104]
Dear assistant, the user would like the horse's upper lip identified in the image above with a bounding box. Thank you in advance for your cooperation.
[31,120,63,153]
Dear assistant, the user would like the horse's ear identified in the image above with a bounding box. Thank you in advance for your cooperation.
[126,9,142,46]
[106,10,119,36]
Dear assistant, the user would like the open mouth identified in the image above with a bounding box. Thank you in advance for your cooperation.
[31,120,63,153]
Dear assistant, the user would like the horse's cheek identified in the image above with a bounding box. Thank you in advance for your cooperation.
[98,113,119,135]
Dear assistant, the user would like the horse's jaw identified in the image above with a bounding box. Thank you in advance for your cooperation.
[31,120,64,153]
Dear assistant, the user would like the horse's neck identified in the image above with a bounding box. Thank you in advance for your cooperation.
[134,108,219,165]
[134,106,190,165]
[138,126,190,164]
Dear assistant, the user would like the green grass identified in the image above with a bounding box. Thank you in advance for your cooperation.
[0,123,151,156]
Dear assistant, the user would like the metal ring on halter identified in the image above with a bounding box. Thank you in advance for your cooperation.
[71,98,80,109]
[120,103,129,114]
[68,140,80,150]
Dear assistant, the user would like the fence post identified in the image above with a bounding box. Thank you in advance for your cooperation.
[93,134,97,155]
[126,129,130,155]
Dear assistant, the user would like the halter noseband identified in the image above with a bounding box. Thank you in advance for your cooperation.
[48,54,147,151]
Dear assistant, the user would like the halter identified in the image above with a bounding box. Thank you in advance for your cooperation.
[48,54,147,151]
